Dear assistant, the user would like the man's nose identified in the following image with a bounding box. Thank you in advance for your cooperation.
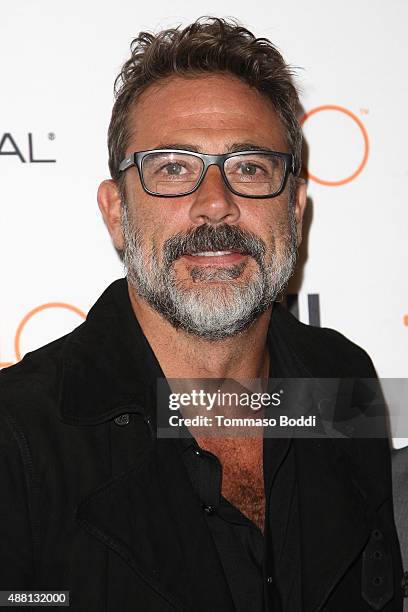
[188,165,241,225]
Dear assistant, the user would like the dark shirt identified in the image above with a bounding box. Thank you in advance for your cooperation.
[174,324,302,612]
[179,435,267,611]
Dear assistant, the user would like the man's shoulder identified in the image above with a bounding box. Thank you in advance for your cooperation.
[0,325,82,422]
[273,303,377,377]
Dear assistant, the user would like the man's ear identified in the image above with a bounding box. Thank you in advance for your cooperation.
[294,179,307,247]
[97,179,124,250]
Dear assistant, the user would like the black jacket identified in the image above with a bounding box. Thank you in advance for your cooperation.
[0,278,403,611]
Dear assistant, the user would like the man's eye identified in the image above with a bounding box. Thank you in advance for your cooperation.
[162,163,185,175]
[239,163,261,175]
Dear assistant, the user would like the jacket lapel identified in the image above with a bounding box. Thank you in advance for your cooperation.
[295,438,369,611]
[76,436,234,612]
[268,305,390,611]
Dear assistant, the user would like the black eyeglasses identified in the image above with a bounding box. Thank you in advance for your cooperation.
[118,148,296,199]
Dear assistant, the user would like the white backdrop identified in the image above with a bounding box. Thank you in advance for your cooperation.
[1,1,407,442]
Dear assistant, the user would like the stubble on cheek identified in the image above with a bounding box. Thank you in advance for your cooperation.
[265,213,294,262]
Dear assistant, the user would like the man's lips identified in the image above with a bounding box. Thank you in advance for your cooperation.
[181,250,248,265]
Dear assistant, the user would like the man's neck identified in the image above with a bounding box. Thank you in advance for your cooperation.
[127,284,272,380]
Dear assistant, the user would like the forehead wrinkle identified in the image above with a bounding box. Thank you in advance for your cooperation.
[132,77,280,131]
[126,75,288,154]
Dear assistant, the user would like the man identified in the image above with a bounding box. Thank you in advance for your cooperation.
[0,17,403,611]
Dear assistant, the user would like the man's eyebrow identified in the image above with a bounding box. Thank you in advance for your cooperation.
[228,142,279,153]
[150,142,281,153]
[151,143,202,152]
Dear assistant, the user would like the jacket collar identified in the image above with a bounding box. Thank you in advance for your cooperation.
[59,278,163,425]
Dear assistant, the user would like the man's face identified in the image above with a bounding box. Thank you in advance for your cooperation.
[114,74,306,340]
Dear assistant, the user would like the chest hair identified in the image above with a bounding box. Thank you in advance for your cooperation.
[196,436,265,532]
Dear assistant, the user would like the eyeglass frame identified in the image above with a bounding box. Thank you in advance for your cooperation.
[118,148,297,199]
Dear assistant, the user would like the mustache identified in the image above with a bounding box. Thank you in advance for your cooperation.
[162,224,266,266]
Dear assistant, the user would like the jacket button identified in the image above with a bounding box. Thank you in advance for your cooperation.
[203,504,215,515]
[401,571,408,597]
[114,414,130,426]
[266,576,273,584]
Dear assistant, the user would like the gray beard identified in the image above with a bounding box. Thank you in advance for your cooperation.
[121,205,298,341]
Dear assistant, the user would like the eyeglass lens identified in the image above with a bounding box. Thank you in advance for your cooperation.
[141,151,286,196]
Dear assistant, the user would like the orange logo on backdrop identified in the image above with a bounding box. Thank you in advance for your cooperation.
[300,105,369,186]
[0,302,86,369]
